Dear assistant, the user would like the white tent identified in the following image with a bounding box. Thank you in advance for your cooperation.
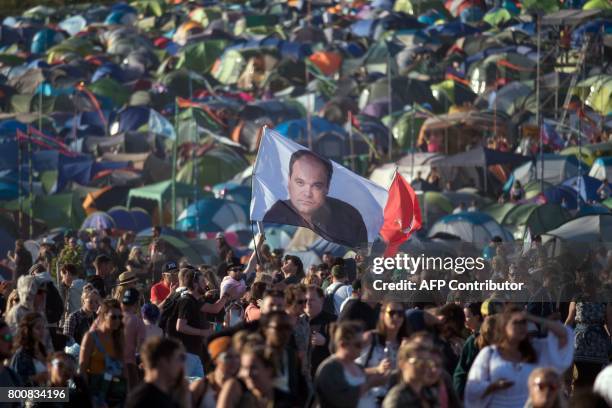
[509,154,587,187]
[428,212,513,244]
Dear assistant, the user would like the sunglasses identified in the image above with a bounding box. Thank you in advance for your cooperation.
[387,310,404,318]
[534,380,559,392]
[407,357,439,370]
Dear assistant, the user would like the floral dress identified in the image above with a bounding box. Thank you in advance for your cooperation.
[574,302,611,364]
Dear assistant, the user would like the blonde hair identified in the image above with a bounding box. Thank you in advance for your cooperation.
[5,289,18,316]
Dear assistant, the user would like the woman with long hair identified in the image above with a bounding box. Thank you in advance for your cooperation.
[10,312,48,386]
[315,321,388,408]
[79,299,126,408]
[217,344,292,407]
[465,305,573,408]
[357,302,409,407]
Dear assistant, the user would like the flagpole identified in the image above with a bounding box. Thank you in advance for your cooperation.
[28,128,33,239]
[17,132,22,237]
[172,100,178,229]
[189,74,199,235]
[348,112,355,171]
[387,46,393,161]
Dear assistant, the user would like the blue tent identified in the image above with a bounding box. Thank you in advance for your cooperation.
[57,155,93,192]
[130,208,152,232]
[276,117,347,142]
[562,175,611,202]
[110,106,150,135]
[0,179,18,200]
[107,206,137,232]
[0,120,27,137]
[81,212,115,230]
[572,19,612,47]
[428,212,513,243]
[228,38,312,61]
[177,198,248,232]
[424,21,482,39]
[0,138,18,170]
[542,185,583,210]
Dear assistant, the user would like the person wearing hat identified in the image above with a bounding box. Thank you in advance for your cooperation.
[113,271,141,307]
[121,288,145,391]
[190,335,239,408]
[141,303,163,341]
[151,261,178,307]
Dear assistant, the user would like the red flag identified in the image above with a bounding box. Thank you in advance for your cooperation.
[380,172,422,257]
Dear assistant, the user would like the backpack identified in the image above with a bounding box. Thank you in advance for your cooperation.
[323,283,347,316]
[159,291,182,337]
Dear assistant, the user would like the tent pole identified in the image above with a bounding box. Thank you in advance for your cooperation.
[189,74,199,235]
[536,13,544,194]
[387,49,392,161]
[172,100,178,229]
[348,112,355,171]
[410,108,415,181]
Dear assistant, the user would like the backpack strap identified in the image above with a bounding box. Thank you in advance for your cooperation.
[90,331,108,357]
[363,332,379,368]
[330,283,347,297]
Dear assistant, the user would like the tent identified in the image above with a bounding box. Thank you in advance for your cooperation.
[561,175,611,202]
[560,142,612,167]
[177,198,248,232]
[107,206,138,232]
[81,211,115,230]
[503,203,571,239]
[127,180,201,226]
[544,214,612,243]
[177,147,249,188]
[428,212,513,243]
[3,192,85,230]
[82,185,130,214]
[589,157,612,181]
[505,154,589,190]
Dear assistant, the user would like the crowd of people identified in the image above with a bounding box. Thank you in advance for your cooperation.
[0,227,610,408]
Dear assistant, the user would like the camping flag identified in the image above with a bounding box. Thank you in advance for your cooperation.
[148,109,176,140]
[250,127,388,248]
[380,172,422,257]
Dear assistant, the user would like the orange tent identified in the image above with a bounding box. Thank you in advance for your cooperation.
[309,51,342,76]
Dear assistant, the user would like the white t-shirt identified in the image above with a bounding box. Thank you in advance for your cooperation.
[325,282,352,315]
[594,364,612,406]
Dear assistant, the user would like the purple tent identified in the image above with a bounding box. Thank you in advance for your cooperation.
[81,212,115,230]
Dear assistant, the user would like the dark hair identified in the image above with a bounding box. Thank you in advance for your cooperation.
[284,255,304,278]
[465,302,483,320]
[496,305,536,363]
[0,320,7,331]
[15,312,46,357]
[61,264,78,276]
[250,282,268,305]
[140,336,184,370]
[306,285,324,299]
[569,390,608,408]
[183,269,201,290]
[438,303,465,337]
[288,150,333,188]
[260,311,290,330]
[94,255,111,267]
[152,226,162,234]
[97,299,124,360]
[377,302,408,343]
[285,284,306,306]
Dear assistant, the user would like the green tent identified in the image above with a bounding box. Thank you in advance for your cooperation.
[583,0,612,10]
[560,142,612,166]
[176,40,229,75]
[524,203,572,238]
[521,0,559,13]
[211,49,247,85]
[502,203,539,227]
[160,69,206,99]
[177,147,249,188]
[483,202,517,224]
[3,193,85,230]
[483,8,512,27]
[392,110,425,149]
[524,180,554,199]
[88,78,130,107]
[127,180,201,222]
[175,107,222,141]
[572,75,612,115]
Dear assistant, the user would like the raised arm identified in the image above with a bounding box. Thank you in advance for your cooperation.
[528,313,568,348]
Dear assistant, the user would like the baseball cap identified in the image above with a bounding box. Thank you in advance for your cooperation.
[163,261,178,273]
[122,288,140,306]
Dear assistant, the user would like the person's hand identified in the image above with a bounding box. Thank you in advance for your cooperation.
[377,358,391,375]
[256,299,263,308]
[483,379,514,397]
[311,331,326,346]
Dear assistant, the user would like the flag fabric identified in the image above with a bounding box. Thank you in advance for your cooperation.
[540,123,564,151]
[380,172,422,257]
[148,108,176,140]
[250,127,388,248]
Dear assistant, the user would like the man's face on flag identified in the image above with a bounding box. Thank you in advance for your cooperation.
[288,156,329,219]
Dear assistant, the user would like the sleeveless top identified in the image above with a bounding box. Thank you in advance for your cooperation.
[88,331,117,375]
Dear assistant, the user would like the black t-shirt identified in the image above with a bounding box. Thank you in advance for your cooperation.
[0,366,22,408]
[176,293,207,355]
[126,382,179,408]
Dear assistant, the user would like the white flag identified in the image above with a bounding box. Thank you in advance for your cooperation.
[250,127,388,248]
[148,109,176,140]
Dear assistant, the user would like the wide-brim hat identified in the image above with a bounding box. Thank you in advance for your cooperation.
[117,271,139,286]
